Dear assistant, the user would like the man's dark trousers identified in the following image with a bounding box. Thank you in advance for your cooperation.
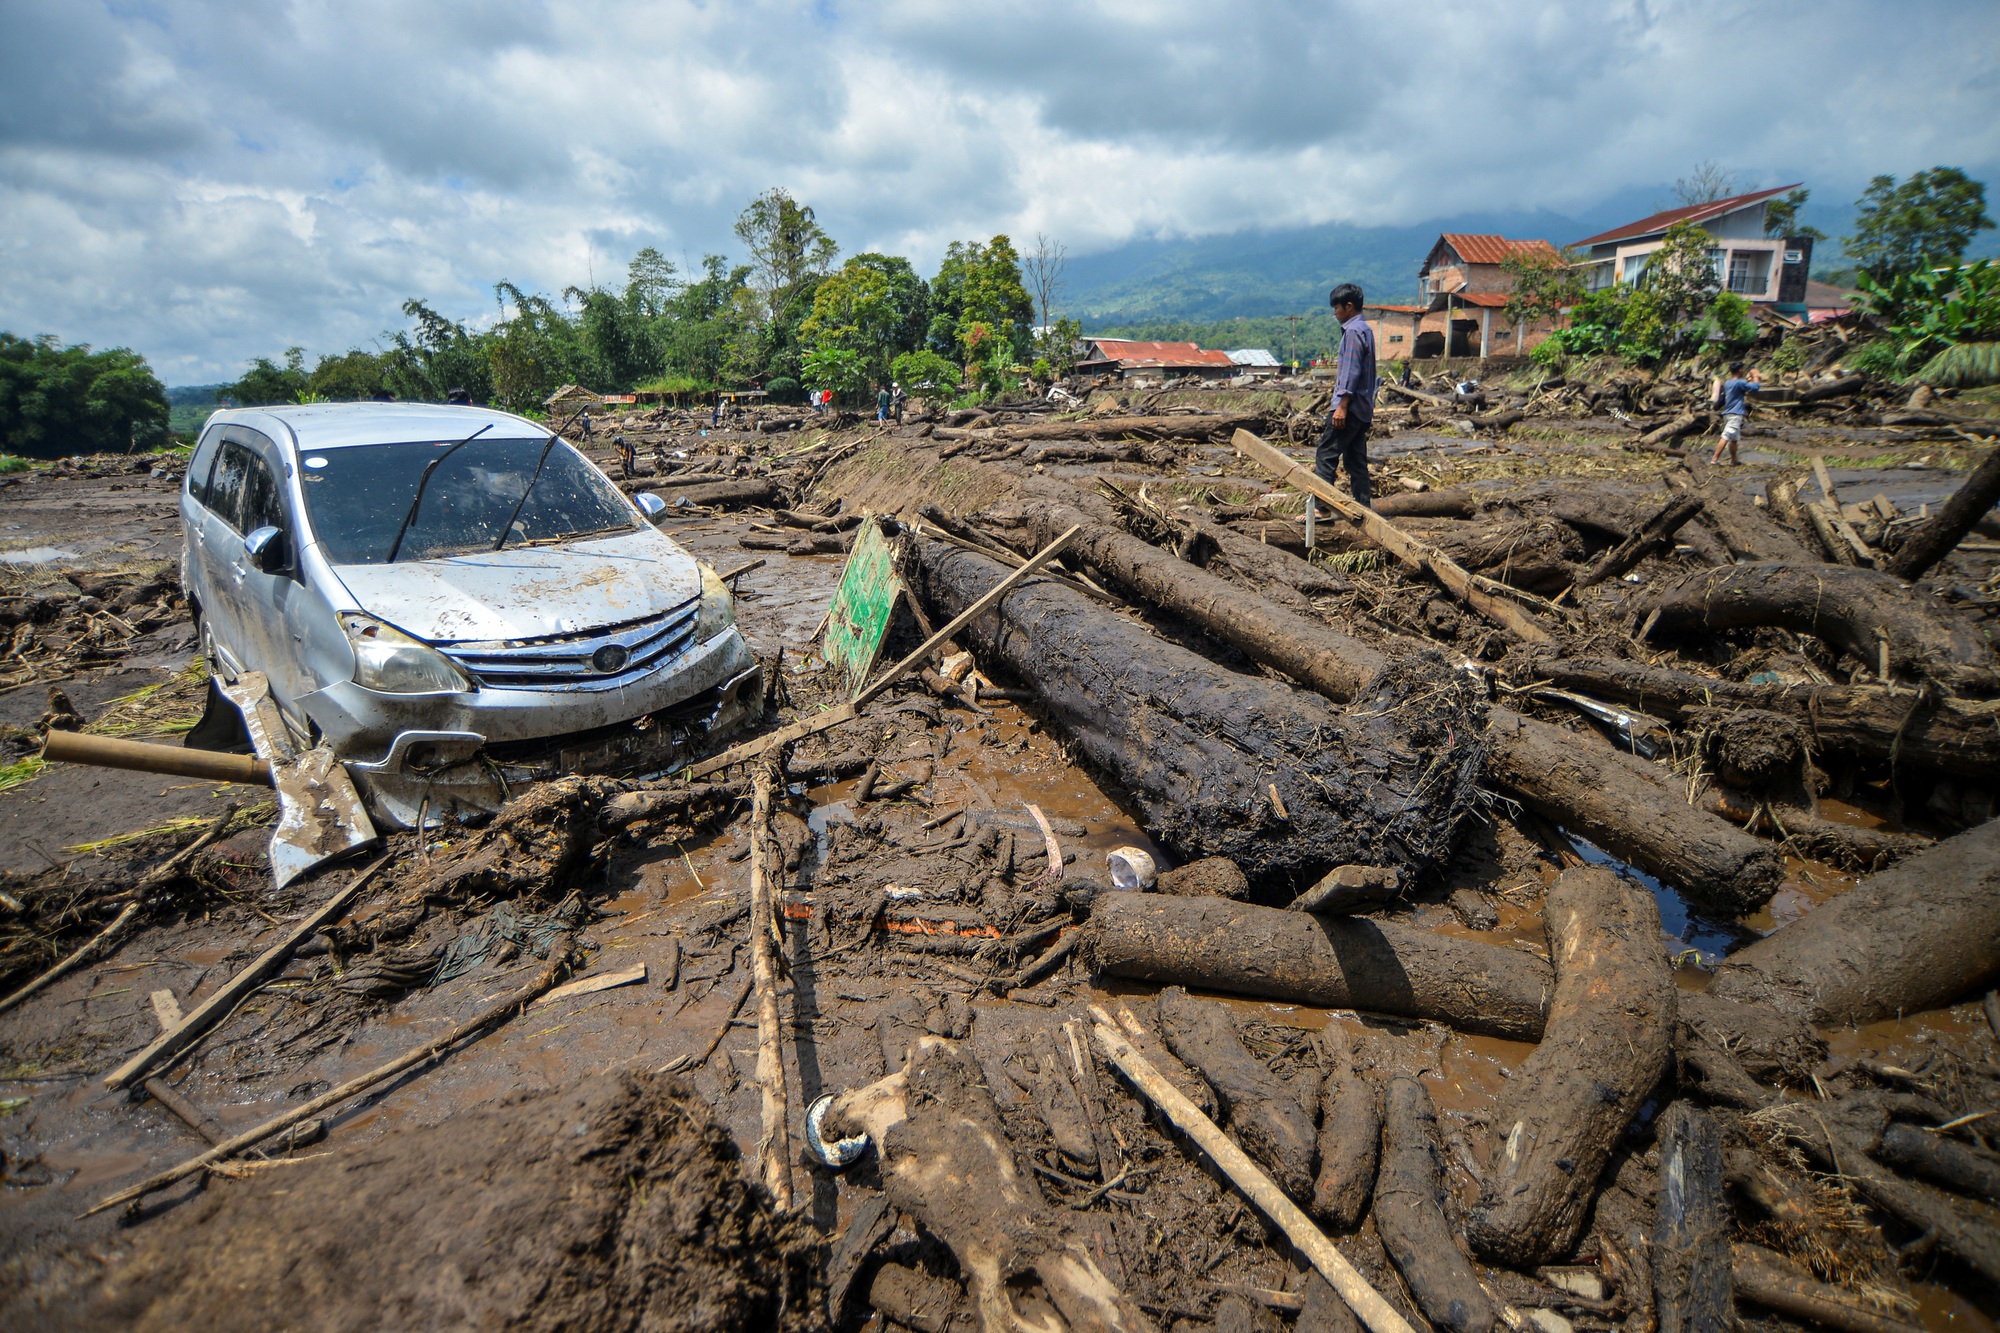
[1315,415,1372,509]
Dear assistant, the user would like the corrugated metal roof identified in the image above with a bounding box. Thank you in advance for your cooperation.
[1227,349,1281,367]
[1081,339,1238,368]
[1572,184,1801,248]
[1440,234,1561,266]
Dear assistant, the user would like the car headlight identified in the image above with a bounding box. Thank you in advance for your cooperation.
[696,564,736,644]
[339,613,475,694]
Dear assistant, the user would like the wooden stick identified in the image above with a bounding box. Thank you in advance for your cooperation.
[855,524,1081,706]
[661,972,754,1073]
[0,902,140,1018]
[1231,428,1551,643]
[104,852,394,1089]
[136,804,239,892]
[749,764,794,1209]
[84,955,567,1217]
[682,524,1080,779]
[1089,1010,1416,1333]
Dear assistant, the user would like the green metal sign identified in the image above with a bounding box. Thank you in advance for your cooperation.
[822,516,901,695]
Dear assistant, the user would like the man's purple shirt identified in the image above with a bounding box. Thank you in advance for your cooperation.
[1333,312,1378,423]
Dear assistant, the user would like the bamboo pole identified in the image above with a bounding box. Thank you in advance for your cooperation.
[749,763,794,1209]
[42,729,272,786]
[1089,1009,1416,1333]
[85,955,568,1218]
[1231,428,1552,642]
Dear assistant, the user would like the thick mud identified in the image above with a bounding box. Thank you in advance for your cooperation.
[1,391,1996,1331]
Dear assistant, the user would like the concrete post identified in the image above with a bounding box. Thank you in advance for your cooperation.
[1479,307,1492,361]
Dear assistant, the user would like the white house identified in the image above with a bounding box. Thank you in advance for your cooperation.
[1571,185,1816,312]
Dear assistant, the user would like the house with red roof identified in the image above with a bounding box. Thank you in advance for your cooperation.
[1364,233,1566,360]
[1073,337,1240,380]
[1571,184,1816,312]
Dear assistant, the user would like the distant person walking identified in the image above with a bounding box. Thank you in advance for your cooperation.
[891,381,906,424]
[1316,283,1378,509]
[1710,362,1762,466]
[876,383,891,423]
[711,395,722,428]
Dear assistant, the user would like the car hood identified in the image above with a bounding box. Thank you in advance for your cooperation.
[328,529,701,644]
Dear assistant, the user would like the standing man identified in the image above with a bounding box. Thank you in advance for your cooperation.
[1317,283,1378,510]
[1710,362,1762,466]
[875,382,891,424]
[891,381,907,425]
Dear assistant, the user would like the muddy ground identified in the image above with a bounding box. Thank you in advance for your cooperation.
[2,366,1998,1332]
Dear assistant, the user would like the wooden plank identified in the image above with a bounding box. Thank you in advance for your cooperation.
[104,853,394,1090]
[1811,454,1841,508]
[682,703,859,780]
[1231,429,1552,642]
[532,962,647,1007]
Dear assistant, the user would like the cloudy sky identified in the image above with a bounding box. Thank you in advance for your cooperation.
[3,0,1998,381]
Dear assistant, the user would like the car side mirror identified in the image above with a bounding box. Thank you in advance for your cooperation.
[633,492,667,521]
[244,525,290,574]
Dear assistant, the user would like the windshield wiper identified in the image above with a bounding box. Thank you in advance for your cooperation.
[383,423,493,563]
[491,402,597,553]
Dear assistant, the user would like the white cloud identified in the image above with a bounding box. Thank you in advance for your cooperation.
[1,0,1996,378]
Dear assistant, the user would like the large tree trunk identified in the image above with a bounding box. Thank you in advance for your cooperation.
[1017,499,1386,700]
[1515,651,2000,778]
[1887,444,2000,580]
[1672,457,1821,564]
[1466,867,1676,1265]
[908,541,1486,888]
[1708,818,2000,1026]
[1088,892,1552,1040]
[1651,1103,1732,1333]
[1573,495,1705,589]
[1639,561,1994,686]
[1375,1077,1497,1333]
[1311,1024,1380,1233]
[1482,709,1782,917]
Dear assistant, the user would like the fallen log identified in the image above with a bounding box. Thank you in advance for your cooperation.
[747,766,793,1210]
[1875,1119,2000,1202]
[1158,987,1317,1202]
[822,1038,1154,1333]
[1731,1244,1924,1333]
[1709,818,2000,1025]
[1109,999,1219,1120]
[1515,652,2000,778]
[1701,785,1929,872]
[1638,561,1994,685]
[1376,1077,1497,1333]
[907,542,1486,886]
[1672,458,1821,565]
[1375,488,1476,519]
[1089,892,1551,1041]
[1017,499,1386,700]
[1634,411,1704,450]
[1572,495,1705,589]
[986,412,1265,443]
[1650,1103,1732,1333]
[653,477,778,509]
[1886,443,2000,581]
[1424,519,1583,596]
[1467,867,1676,1265]
[1089,1013,1416,1333]
[1232,428,1554,643]
[1482,709,1782,917]
[1311,1024,1380,1233]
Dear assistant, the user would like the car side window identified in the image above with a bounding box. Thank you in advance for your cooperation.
[240,453,285,536]
[208,442,252,533]
[188,429,224,507]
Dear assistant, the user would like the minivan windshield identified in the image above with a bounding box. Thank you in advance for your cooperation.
[297,437,637,565]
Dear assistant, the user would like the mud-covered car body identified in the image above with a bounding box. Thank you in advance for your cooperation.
[179,403,758,825]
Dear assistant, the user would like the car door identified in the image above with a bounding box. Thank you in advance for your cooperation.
[195,437,254,672]
[229,435,332,726]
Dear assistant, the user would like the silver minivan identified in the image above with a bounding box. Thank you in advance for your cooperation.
[180,402,759,825]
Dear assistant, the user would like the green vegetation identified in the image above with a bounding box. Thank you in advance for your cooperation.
[1846,168,1995,282]
[0,334,170,459]
[1536,222,1752,365]
[1852,259,2000,380]
[215,189,1052,411]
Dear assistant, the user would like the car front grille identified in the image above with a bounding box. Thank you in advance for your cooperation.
[438,597,700,689]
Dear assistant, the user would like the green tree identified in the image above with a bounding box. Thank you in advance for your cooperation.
[734,188,838,329]
[307,349,389,401]
[1762,188,1823,241]
[800,346,867,404]
[928,236,1034,363]
[0,334,170,457]
[223,347,310,405]
[1635,220,1723,356]
[890,349,962,400]
[1846,168,1995,281]
[799,253,929,379]
[1500,247,1584,331]
[625,247,678,320]
[656,254,756,389]
[381,301,494,404]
